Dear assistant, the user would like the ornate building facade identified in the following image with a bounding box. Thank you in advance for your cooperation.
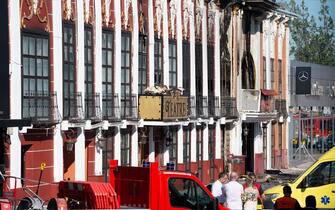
[2,0,291,200]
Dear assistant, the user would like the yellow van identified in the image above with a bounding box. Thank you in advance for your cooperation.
[264,146,335,209]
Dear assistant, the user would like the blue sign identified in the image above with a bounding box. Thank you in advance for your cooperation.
[142,161,150,167]
[321,196,330,205]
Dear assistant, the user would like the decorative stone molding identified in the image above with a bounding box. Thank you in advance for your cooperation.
[195,0,203,40]
[124,0,131,30]
[183,0,193,39]
[21,0,50,31]
[139,0,147,34]
[155,0,163,38]
[63,0,73,21]
[169,0,177,38]
[207,1,216,42]
[84,0,91,24]
[102,0,112,27]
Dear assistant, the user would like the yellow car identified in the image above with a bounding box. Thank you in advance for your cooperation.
[264,146,335,209]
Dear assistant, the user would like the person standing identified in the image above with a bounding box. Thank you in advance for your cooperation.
[274,185,301,210]
[303,195,317,210]
[243,177,259,210]
[224,172,244,210]
[211,172,228,205]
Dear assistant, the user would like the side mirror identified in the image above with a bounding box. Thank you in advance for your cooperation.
[298,177,308,189]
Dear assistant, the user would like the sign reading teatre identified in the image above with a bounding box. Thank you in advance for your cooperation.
[163,95,188,120]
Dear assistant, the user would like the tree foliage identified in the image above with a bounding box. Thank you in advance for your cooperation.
[286,0,335,66]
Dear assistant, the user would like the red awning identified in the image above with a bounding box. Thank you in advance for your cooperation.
[261,89,278,96]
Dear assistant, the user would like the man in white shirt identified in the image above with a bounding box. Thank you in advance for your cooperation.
[211,172,228,205]
[225,171,244,210]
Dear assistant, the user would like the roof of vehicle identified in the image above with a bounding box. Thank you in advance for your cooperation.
[319,146,335,161]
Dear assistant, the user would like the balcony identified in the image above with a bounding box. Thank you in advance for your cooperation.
[121,94,138,120]
[275,99,288,119]
[197,96,208,118]
[22,91,61,126]
[239,89,261,112]
[85,93,102,122]
[260,89,277,113]
[221,97,238,119]
[188,96,196,119]
[102,93,121,121]
[208,96,220,118]
[63,92,85,122]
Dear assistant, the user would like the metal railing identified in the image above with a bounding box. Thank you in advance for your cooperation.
[22,91,61,125]
[221,97,238,118]
[197,96,208,118]
[275,99,288,118]
[86,93,102,122]
[121,94,138,119]
[260,96,275,113]
[208,96,220,118]
[102,93,121,121]
[188,96,196,119]
[63,92,85,122]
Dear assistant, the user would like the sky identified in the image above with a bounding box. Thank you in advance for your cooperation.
[287,0,335,26]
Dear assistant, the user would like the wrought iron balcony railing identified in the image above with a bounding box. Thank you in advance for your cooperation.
[102,93,121,121]
[85,93,102,122]
[63,92,85,122]
[188,96,196,119]
[208,96,220,118]
[22,91,61,125]
[121,94,138,120]
[275,99,288,118]
[196,96,208,118]
[221,96,238,118]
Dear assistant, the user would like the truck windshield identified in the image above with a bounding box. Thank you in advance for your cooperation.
[168,178,212,210]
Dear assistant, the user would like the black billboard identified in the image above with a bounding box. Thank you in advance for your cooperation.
[296,67,311,95]
[0,0,9,119]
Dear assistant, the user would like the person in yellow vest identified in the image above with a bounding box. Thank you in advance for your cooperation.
[274,185,301,210]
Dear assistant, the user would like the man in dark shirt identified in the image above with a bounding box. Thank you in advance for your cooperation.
[274,185,301,210]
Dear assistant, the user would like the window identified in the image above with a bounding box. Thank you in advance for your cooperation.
[85,27,94,119]
[138,35,147,94]
[154,38,163,85]
[102,30,114,117]
[195,43,203,116]
[196,128,203,181]
[263,56,266,89]
[168,127,177,164]
[183,128,191,172]
[221,126,225,160]
[168,178,212,210]
[208,45,215,97]
[302,161,335,187]
[63,24,76,119]
[121,32,132,117]
[220,45,230,97]
[270,58,274,89]
[169,41,177,89]
[278,59,282,96]
[182,42,190,96]
[208,127,215,182]
[121,129,131,166]
[22,33,49,119]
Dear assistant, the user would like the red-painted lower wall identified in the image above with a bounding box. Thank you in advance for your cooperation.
[254,153,264,175]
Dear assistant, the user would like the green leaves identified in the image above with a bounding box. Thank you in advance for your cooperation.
[286,0,335,66]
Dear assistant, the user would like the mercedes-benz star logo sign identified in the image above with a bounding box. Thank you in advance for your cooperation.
[298,71,309,82]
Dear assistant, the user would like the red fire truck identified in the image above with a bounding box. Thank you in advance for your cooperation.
[1,160,229,210]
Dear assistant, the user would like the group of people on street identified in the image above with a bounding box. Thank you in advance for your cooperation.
[211,172,318,210]
[211,171,262,210]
